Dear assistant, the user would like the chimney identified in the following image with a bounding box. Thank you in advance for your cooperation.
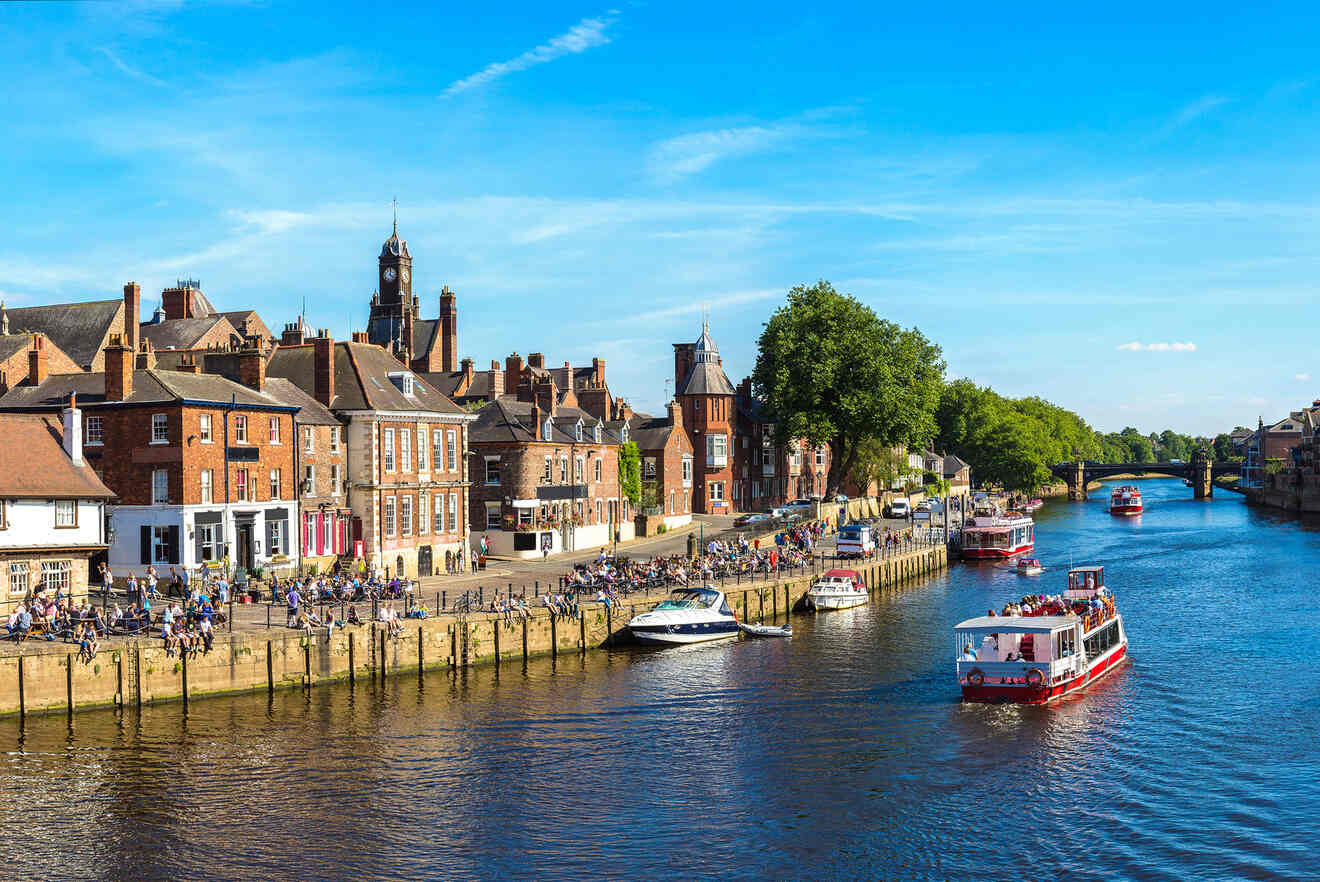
[280,321,306,346]
[505,353,523,394]
[62,393,82,465]
[135,339,156,371]
[175,353,200,374]
[350,331,368,343]
[313,335,335,407]
[592,357,605,385]
[238,338,265,392]
[667,400,682,428]
[27,335,48,386]
[738,376,752,400]
[439,286,458,373]
[528,352,545,370]
[123,282,141,352]
[0,370,7,395]
[531,403,542,440]
[105,334,133,401]
[461,357,474,383]
[401,302,414,366]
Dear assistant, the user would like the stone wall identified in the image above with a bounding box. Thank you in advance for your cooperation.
[0,542,948,718]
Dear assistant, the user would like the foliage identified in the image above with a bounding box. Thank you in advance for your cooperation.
[753,281,945,496]
[847,439,915,495]
[1265,458,1286,476]
[618,441,642,507]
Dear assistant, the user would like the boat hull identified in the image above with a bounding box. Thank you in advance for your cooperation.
[960,642,1128,704]
[807,591,868,610]
[1109,506,1143,516]
[628,620,739,645]
[962,544,1034,560]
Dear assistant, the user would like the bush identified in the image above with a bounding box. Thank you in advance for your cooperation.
[656,523,667,534]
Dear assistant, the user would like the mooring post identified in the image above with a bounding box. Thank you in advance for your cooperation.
[348,632,356,684]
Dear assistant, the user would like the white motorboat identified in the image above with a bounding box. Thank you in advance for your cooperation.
[1016,558,1043,576]
[739,622,792,638]
[627,586,739,645]
[806,569,868,611]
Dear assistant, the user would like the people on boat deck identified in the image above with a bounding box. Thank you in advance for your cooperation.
[978,635,998,661]
[960,645,978,661]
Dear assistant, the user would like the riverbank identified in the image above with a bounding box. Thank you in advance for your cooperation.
[0,541,948,718]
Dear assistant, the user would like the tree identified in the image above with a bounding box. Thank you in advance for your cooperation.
[753,281,945,497]
[1212,433,1234,462]
[617,442,642,507]
[847,438,912,497]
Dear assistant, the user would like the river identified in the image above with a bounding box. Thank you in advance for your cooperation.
[2,478,1316,880]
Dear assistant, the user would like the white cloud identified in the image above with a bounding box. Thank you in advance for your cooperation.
[1296,372,1311,381]
[636,289,780,322]
[96,47,167,87]
[648,123,806,182]
[1154,94,1230,139]
[1115,341,1198,352]
[441,13,617,97]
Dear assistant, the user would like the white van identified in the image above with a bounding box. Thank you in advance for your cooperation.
[836,523,875,557]
[886,499,911,519]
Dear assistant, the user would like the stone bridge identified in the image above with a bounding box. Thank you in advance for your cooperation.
[1048,452,1238,500]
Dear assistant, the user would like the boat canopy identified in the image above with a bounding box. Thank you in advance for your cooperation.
[824,569,861,580]
[953,614,1078,634]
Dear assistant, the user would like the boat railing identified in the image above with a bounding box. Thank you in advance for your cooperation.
[956,658,1081,686]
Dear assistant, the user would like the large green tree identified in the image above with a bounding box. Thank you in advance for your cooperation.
[753,281,945,497]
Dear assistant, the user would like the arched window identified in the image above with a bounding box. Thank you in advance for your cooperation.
[543,418,553,440]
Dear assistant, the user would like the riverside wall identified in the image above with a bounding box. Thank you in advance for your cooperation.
[0,543,948,718]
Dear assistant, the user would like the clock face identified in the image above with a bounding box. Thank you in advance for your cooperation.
[383,267,397,282]
[401,268,410,284]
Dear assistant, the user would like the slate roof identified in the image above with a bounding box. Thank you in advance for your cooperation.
[412,318,439,361]
[943,454,970,476]
[0,413,114,499]
[470,399,617,445]
[3,299,123,369]
[262,377,341,426]
[0,335,33,364]
[139,316,237,351]
[267,341,468,415]
[678,360,736,396]
[419,369,500,402]
[627,413,683,451]
[0,370,297,411]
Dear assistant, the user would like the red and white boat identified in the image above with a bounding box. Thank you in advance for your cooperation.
[1109,485,1143,516]
[954,565,1127,704]
[960,506,1035,560]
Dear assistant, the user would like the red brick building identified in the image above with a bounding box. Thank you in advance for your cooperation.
[673,323,737,515]
[632,401,694,530]
[0,327,81,393]
[733,377,833,509]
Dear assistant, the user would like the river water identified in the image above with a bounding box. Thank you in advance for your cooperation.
[2,478,1317,880]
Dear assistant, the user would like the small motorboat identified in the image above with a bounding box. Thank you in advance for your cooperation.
[627,586,739,645]
[1017,557,1043,576]
[806,569,868,610]
[1024,498,1044,512]
[739,622,792,638]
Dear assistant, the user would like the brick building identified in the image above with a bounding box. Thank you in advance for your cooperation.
[267,337,473,579]
[631,401,694,531]
[673,322,738,515]
[1243,414,1303,488]
[468,397,629,559]
[0,283,141,373]
[0,336,299,578]
[365,221,459,374]
[0,326,81,393]
[732,378,833,509]
[0,407,114,616]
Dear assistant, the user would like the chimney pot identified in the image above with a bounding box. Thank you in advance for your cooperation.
[27,334,49,386]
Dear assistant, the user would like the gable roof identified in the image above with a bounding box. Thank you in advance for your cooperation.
[262,377,340,426]
[0,413,114,499]
[267,341,468,415]
[0,369,297,411]
[3,299,123,369]
[139,316,238,351]
[943,454,970,476]
[470,399,618,445]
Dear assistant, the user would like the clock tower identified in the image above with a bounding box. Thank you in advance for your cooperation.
[367,216,418,359]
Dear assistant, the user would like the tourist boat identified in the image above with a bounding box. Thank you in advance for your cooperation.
[1016,557,1043,576]
[954,565,1127,704]
[960,506,1035,560]
[626,586,738,645]
[739,622,792,638]
[1109,485,1143,516]
[806,569,868,610]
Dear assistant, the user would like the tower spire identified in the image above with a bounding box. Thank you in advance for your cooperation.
[1,301,7,336]
[392,196,398,235]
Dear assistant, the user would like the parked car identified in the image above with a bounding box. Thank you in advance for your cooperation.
[833,493,849,503]
[785,498,815,509]
[734,513,770,528]
[885,499,911,518]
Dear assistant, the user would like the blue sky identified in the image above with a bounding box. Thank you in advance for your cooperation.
[3,1,1320,435]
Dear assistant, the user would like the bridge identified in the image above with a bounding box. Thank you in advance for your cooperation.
[1048,451,1239,500]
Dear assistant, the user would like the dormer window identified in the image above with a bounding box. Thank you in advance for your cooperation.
[388,371,416,396]
[593,423,601,443]
[574,421,583,442]
[543,418,553,440]
[621,423,629,444]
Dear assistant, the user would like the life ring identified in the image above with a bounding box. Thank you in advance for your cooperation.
[968,668,984,687]
[1026,668,1045,689]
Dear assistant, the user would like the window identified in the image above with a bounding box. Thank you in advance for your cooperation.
[574,421,583,442]
[575,457,584,482]
[559,457,568,482]
[270,469,281,500]
[232,415,247,443]
[432,430,443,470]
[330,464,341,495]
[596,499,602,523]
[544,457,553,482]
[593,424,601,443]
[670,490,675,513]
[644,457,657,480]
[303,426,314,454]
[40,560,70,595]
[484,458,500,485]
[448,494,458,533]
[303,465,315,497]
[417,428,427,470]
[706,433,728,467]
[815,446,826,466]
[400,429,411,472]
[267,519,285,557]
[269,417,281,444]
[401,495,413,537]
[384,497,396,536]
[303,513,315,555]
[620,423,629,444]
[151,414,168,444]
[329,426,341,453]
[682,457,693,483]
[151,526,171,564]
[235,469,249,502]
[383,428,395,472]
[517,506,533,527]
[197,523,217,562]
[8,562,28,597]
[198,413,212,443]
[434,494,445,533]
[544,418,554,440]
[418,494,429,534]
[485,502,501,529]
[54,500,76,528]
[152,469,169,505]
[710,481,725,501]
[447,430,457,471]
[594,459,602,483]
[85,416,103,445]
[200,470,213,504]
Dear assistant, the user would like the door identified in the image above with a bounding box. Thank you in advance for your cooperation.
[237,524,254,572]
[418,545,432,577]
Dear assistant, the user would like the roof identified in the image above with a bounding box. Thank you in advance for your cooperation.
[139,316,236,351]
[627,413,681,450]
[470,399,616,445]
[678,360,736,396]
[412,318,439,359]
[2,299,122,368]
[954,615,1078,634]
[943,454,970,475]
[0,334,33,364]
[262,377,340,426]
[0,413,114,499]
[0,369,297,411]
[823,569,861,578]
[267,341,467,415]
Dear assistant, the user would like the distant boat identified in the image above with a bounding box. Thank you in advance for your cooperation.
[1017,558,1043,576]
[739,622,792,638]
